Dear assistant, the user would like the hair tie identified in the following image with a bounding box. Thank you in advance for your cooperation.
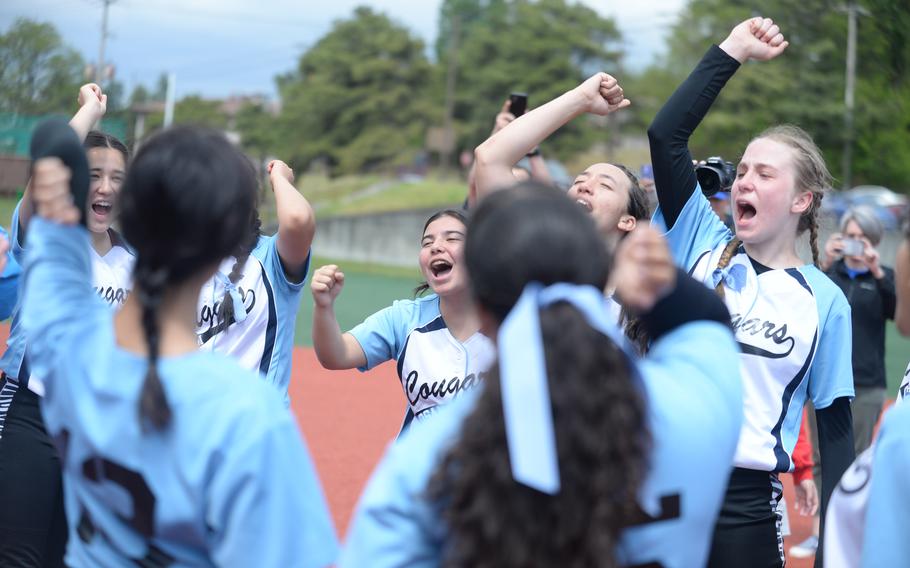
[216,272,247,323]
[498,282,640,495]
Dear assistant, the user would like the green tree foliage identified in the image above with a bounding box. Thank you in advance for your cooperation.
[637,0,910,191]
[0,18,85,115]
[439,0,624,159]
[275,7,434,172]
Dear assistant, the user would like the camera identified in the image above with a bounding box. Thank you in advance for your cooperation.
[508,93,528,117]
[696,157,736,197]
[842,238,865,257]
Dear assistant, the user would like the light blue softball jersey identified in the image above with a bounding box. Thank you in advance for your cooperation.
[654,187,854,473]
[348,293,495,429]
[340,320,743,568]
[22,218,337,568]
[860,402,910,566]
[196,234,310,407]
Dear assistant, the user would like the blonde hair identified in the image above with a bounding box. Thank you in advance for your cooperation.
[753,125,833,266]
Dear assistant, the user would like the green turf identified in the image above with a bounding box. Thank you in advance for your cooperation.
[294,261,422,347]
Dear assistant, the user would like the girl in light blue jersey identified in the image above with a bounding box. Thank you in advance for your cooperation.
[23,124,336,567]
[647,16,854,567]
[195,158,314,407]
[311,209,495,430]
[341,183,742,568]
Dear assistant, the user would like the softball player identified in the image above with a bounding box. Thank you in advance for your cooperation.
[341,183,742,568]
[194,159,313,407]
[648,17,855,566]
[0,84,134,567]
[311,209,495,430]
[23,123,336,567]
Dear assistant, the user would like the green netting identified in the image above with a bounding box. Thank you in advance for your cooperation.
[0,113,128,156]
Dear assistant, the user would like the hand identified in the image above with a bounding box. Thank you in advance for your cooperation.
[77,83,107,122]
[612,227,676,312]
[492,100,516,134]
[860,238,884,278]
[576,72,631,117]
[794,478,819,516]
[268,160,294,186]
[824,232,844,265]
[31,158,81,225]
[719,17,789,64]
[311,264,345,308]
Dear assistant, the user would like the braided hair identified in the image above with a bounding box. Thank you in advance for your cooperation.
[119,126,257,431]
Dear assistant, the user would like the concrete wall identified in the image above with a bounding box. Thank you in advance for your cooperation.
[310,206,905,270]
[312,207,458,268]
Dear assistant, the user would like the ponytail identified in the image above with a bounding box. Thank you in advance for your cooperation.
[217,215,261,327]
[427,303,649,567]
[135,265,171,431]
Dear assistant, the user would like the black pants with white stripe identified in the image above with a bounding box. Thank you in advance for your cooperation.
[707,467,785,568]
[0,375,67,567]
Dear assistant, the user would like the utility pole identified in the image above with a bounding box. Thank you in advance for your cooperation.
[440,15,460,171]
[95,0,115,88]
[840,2,869,190]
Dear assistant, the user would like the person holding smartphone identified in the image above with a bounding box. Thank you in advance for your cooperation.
[821,206,895,454]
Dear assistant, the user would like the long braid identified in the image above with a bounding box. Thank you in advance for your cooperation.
[218,215,261,326]
[713,239,742,300]
[136,265,171,431]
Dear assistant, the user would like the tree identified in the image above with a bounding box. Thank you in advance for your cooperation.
[636,0,910,191]
[436,0,625,160]
[275,7,434,173]
[0,18,85,115]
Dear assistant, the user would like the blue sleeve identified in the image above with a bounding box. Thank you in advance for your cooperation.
[653,189,733,272]
[862,408,910,566]
[10,201,26,265]
[208,411,338,568]
[0,226,20,320]
[252,234,310,294]
[348,300,413,372]
[21,218,108,399]
[808,297,855,409]
[339,396,476,567]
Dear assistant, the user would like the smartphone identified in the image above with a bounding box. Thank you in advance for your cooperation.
[842,238,865,257]
[508,93,528,117]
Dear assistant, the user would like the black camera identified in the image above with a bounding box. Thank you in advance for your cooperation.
[696,157,736,197]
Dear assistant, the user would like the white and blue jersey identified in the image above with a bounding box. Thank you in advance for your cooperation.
[824,374,908,566]
[860,401,910,566]
[0,201,133,395]
[340,321,742,568]
[196,234,309,407]
[21,218,337,568]
[349,294,495,427]
[654,188,854,473]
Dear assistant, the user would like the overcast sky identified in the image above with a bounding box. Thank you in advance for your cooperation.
[1,0,685,99]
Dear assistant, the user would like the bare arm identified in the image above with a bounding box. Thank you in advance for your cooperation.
[473,73,629,202]
[310,264,368,369]
[19,83,107,237]
[268,160,315,282]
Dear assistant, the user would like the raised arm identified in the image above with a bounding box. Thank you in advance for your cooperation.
[310,264,368,370]
[894,239,910,334]
[22,157,98,385]
[648,17,788,229]
[18,84,107,237]
[473,73,629,202]
[268,160,315,282]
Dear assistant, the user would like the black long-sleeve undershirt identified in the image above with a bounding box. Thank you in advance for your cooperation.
[814,397,855,568]
[647,45,741,229]
[638,267,732,341]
